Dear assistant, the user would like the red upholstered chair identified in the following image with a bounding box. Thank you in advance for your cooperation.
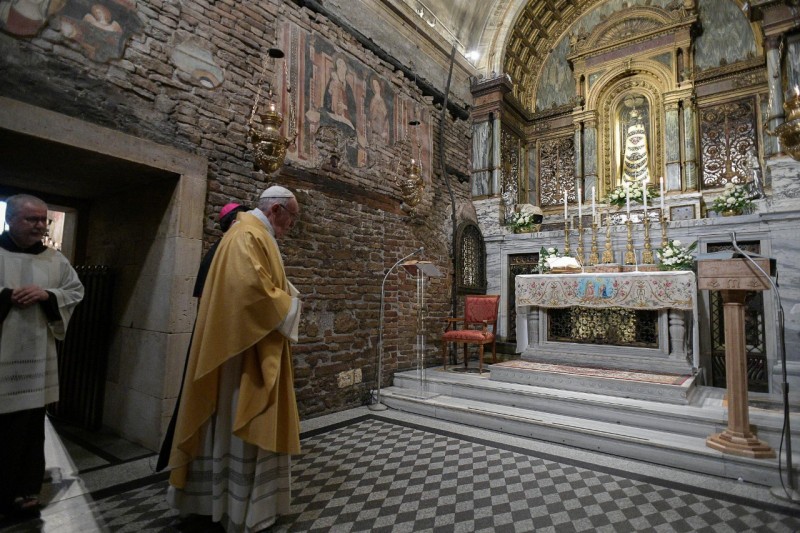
[441,295,500,374]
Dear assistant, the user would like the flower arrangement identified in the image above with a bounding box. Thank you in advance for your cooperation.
[507,211,539,232]
[538,246,562,272]
[604,180,659,208]
[709,183,753,214]
[656,239,697,271]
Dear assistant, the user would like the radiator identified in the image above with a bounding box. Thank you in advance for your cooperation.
[50,265,114,430]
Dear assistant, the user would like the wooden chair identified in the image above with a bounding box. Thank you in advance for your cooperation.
[441,295,500,374]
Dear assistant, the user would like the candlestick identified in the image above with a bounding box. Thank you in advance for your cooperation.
[589,221,599,266]
[660,214,668,250]
[564,190,568,221]
[564,220,571,256]
[642,217,654,264]
[660,176,665,213]
[624,219,636,265]
[602,212,615,264]
[577,220,584,266]
[578,186,582,222]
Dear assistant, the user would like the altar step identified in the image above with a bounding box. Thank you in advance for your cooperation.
[381,366,799,487]
[489,360,698,404]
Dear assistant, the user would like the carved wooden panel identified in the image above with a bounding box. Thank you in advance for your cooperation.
[698,99,757,188]
[501,125,523,202]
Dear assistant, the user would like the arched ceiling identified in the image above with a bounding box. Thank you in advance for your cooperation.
[403,0,591,111]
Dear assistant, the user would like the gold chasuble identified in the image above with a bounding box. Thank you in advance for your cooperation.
[168,213,301,489]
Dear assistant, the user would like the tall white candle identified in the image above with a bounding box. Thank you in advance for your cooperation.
[591,186,596,223]
[625,183,631,215]
[642,179,648,218]
[578,186,582,221]
[660,176,665,213]
[564,190,568,220]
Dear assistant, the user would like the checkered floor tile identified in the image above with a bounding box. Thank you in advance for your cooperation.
[5,416,798,532]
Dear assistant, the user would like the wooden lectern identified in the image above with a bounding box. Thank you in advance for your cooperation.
[697,258,775,458]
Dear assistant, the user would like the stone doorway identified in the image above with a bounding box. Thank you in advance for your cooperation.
[0,97,207,450]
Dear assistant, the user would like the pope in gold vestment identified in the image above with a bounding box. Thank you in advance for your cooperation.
[167,205,301,532]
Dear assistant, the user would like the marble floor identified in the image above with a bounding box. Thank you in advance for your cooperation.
[1,407,799,532]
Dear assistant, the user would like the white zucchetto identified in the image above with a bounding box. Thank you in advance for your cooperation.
[259,185,295,199]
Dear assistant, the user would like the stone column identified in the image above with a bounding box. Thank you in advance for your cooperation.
[682,97,698,190]
[471,120,492,197]
[664,100,681,192]
[764,35,784,157]
[668,309,686,360]
[574,122,584,195]
[583,117,598,193]
[491,113,502,195]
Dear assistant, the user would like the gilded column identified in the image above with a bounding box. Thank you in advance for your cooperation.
[764,35,784,157]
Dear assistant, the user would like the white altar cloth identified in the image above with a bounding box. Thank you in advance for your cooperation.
[515,271,700,369]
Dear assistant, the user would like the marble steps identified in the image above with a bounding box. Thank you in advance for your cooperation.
[382,368,799,486]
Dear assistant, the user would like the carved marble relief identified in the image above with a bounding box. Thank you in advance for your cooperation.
[538,135,576,207]
[501,125,522,203]
[698,98,757,188]
[278,22,432,178]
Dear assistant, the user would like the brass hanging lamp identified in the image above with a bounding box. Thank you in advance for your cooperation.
[248,47,297,174]
[397,119,424,208]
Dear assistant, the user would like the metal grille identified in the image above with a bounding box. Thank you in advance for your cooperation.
[508,253,539,341]
[50,265,115,430]
[501,125,523,203]
[456,222,486,294]
[538,136,576,207]
[699,99,757,188]
[707,241,768,392]
[548,307,658,347]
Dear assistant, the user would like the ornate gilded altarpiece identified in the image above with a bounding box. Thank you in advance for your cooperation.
[538,135,576,207]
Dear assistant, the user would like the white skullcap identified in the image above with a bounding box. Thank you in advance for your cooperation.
[259,185,295,199]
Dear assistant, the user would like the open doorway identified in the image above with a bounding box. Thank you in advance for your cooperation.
[0,97,207,450]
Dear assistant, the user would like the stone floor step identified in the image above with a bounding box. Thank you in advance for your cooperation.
[379,385,796,487]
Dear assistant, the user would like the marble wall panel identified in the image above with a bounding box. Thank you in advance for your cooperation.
[472,121,491,196]
[694,0,757,71]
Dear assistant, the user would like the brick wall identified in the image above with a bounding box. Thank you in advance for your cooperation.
[0,0,473,419]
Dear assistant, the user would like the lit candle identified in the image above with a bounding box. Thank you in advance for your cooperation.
[660,176,665,213]
[564,190,568,221]
[591,186,596,223]
[578,186,582,222]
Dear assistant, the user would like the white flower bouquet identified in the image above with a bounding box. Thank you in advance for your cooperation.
[710,183,753,214]
[604,180,659,208]
[538,246,562,272]
[507,211,539,231]
[656,239,697,271]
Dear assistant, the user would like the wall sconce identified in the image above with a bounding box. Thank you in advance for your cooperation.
[397,120,424,210]
[248,47,297,174]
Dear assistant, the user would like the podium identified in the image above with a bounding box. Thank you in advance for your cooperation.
[370,251,442,411]
[697,258,775,458]
[402,260,444,397]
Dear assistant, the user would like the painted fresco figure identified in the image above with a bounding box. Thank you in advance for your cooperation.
[323,57,356,130]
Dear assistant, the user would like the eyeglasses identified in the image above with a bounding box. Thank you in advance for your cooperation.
[277,204,299,222]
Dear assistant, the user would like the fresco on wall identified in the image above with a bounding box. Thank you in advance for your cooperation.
[277,22,432,177]
[58,0,140,62]
[694,0,756,71]
[0,0,63,37]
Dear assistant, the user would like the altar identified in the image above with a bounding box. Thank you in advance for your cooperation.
[515,271,699,376]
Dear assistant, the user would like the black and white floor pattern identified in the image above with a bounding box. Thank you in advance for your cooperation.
[3,412,798,532]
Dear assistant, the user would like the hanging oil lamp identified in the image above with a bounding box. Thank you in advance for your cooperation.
[248,47,297,174]
[397,120,424,208]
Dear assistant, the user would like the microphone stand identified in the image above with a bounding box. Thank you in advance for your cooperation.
[729,232,799,502]
[370,247,424,411]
